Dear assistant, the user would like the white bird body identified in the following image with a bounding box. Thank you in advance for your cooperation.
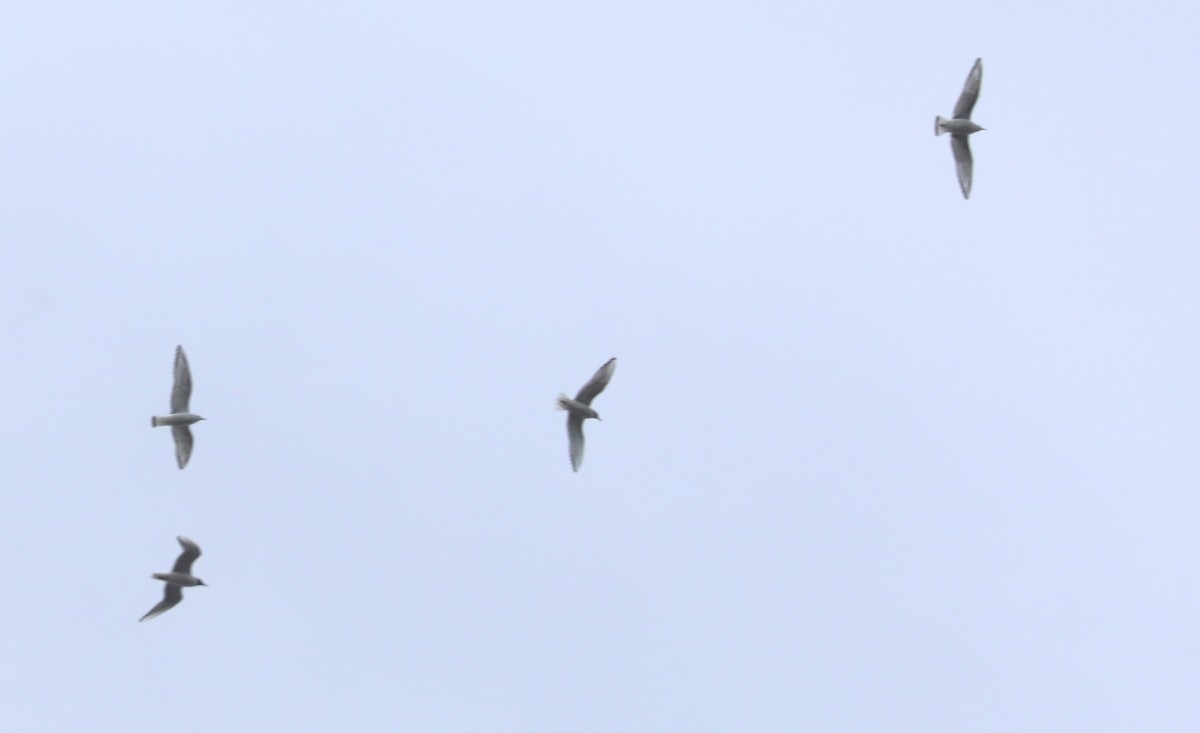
[934,116,983,136]
[151,571,205,587]
[150,412,204,428]
[556,394,599,420]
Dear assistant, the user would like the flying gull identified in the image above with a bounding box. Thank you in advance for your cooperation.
[140,536,206,622]
[556,357,616,472]
[935,57,985,199]
[151,345,205,469]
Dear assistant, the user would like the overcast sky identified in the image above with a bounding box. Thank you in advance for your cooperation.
[2,2,1199,731]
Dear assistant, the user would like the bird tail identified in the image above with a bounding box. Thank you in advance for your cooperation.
[151,416,161,427]
[934,115,947,136]
[555,393,571,411]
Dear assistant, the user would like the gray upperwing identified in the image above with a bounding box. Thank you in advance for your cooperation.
[950,135,974,199]
[170,345,193,413]
[172,425,194,470]
[567,413,586,472]
[140,583,182,622]
[953,58,983,119]
[173,536,202,573]
[574,357,617,405]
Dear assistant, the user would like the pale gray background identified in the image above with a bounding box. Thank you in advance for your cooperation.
[2,2,1199,730]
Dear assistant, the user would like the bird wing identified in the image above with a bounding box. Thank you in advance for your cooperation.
[170,345,193,413]
[574,357,617,405]
[567,413,586,472]
[950,135,974,199]
[139,583,183,622]
[173,536,202,573]
[953,58,983,119]
[172,426,194,470]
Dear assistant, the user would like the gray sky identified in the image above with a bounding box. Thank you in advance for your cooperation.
[3,2,1199,730]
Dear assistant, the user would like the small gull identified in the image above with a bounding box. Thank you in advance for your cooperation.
[556,357,617,472]
[140,536,206,622]
[934,58,985,199]
[151,345,205,469]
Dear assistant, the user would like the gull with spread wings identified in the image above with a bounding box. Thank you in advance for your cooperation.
[935,58,985,199]
[140,536,207,622]
[556,357,617,472]
[151,345,205,469]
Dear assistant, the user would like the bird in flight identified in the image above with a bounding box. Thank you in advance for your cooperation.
[140,536,207,622]
[556,357,617,472]
[151,345,205,469]
[935,58,985,199]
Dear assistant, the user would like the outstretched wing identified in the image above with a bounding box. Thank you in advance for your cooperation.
[173,536,202,573]
[566,413,586,472]
[953,58,983,119]
[574,357,617,405]
[950,135,974,199]
[172,426,194,470]
[170,345,193,413]
[139,583,183,622]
